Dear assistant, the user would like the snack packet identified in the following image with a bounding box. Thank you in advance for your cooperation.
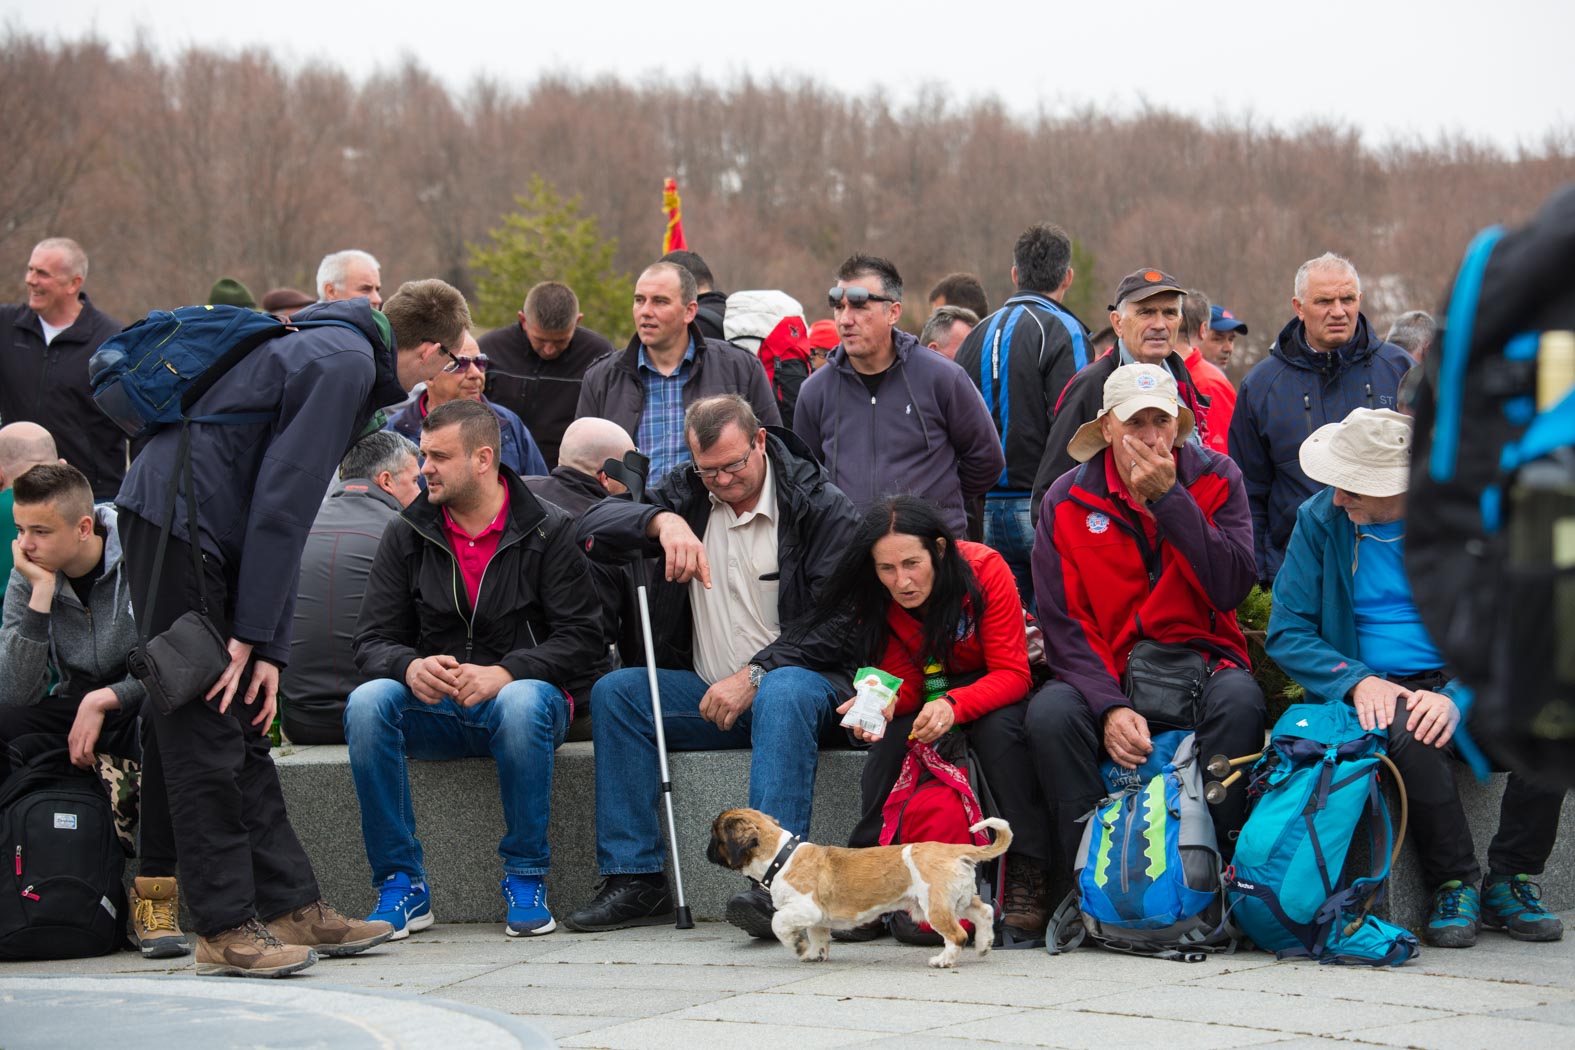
[841,667,902,739]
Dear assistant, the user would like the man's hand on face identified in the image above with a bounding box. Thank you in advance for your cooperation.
[651,511,712,588]
[1350,675,1407,732]
[1103,706,1154,769]
[12,538,54,598]
[407,654,461,704]
[453,664,513,708]
[698,667,755,731]
[1122,436,1177,504]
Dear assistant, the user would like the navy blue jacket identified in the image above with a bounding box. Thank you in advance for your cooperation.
[1227,315,1411,584]
[115,299,406,664]
[387,392,548,480]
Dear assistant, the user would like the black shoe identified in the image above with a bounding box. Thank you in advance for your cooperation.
[562,874,673,932]
[831,916,890,943]
[888,911,944,946]
[724,882,776,940]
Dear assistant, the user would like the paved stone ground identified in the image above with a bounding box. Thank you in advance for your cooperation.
[5,916,1574,1049]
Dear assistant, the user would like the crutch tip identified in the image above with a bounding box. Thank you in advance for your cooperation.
[675,906,695,930]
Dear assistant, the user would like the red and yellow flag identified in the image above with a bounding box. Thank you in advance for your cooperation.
[662,177,687,254]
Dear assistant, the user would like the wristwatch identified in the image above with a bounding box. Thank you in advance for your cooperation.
[747,663,767,690]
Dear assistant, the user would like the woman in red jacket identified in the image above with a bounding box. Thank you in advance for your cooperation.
[817,495,1049,943]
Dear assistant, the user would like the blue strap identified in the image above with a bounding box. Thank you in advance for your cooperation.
[1430,225,1505,482]
[1446,683,1492,780]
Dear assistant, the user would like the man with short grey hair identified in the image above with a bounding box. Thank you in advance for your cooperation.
[1386,310,1435,361]
[0,238,126,501]
[919,304,977,360]
[1229,252,1412,585]
[317,249,383,309]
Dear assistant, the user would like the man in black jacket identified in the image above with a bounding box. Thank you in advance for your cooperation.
[348,400,604,940]
[564,395,858,938]
[0,238,126,501]
[661,249,728,340]
[114,279,468,977]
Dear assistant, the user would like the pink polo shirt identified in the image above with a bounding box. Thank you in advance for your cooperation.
[441,480,510,609]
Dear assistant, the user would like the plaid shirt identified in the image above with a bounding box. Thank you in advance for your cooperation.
[637,339,696,484]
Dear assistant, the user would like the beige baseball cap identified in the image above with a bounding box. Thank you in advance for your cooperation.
[1067,363,1196,463]
[1299,407,1412,497]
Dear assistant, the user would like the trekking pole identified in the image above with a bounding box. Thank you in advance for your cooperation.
[601,450,694,930]
[1204,751,1264,805]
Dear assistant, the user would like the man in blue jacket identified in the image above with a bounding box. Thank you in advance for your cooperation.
[793,254,1004,537]
[1267,408,1564,949]
[115,278,470,977]
[1228,253,1412,585]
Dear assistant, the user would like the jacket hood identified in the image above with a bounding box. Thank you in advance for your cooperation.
[1271,313,1385,375]
[666,427,829,509]
[290,298,405,409]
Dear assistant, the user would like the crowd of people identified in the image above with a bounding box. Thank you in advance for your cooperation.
[0,226,1563,978]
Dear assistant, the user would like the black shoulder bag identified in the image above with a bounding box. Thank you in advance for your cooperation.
[1112,500,1209,732]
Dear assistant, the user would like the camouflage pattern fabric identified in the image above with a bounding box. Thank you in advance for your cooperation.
[94,753,141,854]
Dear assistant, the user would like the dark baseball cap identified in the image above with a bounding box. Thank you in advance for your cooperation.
[1109,268,1185,311]
[1209,304,1249,335]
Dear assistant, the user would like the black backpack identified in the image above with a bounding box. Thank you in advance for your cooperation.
[0,742,126,959]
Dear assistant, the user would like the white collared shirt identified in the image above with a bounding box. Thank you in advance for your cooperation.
[691,457,781,685]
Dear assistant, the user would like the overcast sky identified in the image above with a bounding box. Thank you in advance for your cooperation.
[13,0,1573,151]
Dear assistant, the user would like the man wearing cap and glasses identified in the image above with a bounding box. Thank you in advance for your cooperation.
[387,330,548,481]
[1029,269,1214,522]
[1266,408,1565,949]
[1027,363,1264,879]
[793,253,1004,537]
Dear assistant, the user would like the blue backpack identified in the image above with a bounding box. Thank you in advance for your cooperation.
[1047,732,1233,962]
[1225,703,1419,966]
[89,304,361,439]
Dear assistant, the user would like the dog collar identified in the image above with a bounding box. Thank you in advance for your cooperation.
[760,836,802,889]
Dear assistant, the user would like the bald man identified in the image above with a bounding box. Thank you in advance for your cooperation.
[0,422,64,583]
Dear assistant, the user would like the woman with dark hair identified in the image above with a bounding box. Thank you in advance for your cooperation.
[819,495,1050,943]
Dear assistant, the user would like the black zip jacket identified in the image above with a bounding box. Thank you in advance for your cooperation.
[353,465,606,699]
[576,428,858,696]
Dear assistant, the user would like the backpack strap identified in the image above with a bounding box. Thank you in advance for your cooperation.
[137,423,210,646]
[1044,890,1086,955]
[1430,224,1505,483]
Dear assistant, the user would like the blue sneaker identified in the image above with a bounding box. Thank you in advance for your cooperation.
[368,872,434,941]
[1482,874,1564,942]
[1424,880,1480,948]
[502,874,555,937]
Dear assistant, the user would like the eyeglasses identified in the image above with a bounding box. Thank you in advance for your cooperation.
[691,444,754,480]
[441,353,491,375]
[827,286,897,311]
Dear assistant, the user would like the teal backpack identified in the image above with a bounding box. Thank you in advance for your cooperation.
[1225,703,1419,966]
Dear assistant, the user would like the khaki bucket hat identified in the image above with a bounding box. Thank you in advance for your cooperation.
[1298,407,1413,497]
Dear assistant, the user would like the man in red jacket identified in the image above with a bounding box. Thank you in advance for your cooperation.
[1180,290,1239,456]
[1028,364,1264,874]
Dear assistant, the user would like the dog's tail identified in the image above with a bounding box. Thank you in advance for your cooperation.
[965,818,1012,861]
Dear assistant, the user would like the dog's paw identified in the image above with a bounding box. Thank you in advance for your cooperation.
[926,952,957,969]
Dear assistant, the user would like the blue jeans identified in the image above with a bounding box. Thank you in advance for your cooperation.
[984,494,1035,613]
[344,678,569,882]
[591,665,839,874]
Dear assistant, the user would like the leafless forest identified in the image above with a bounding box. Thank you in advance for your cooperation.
[5,33,1573,375]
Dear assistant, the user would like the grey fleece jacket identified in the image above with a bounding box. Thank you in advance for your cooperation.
[0,504,144,710]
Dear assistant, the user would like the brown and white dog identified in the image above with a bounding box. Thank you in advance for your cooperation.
[706,807,1011,968]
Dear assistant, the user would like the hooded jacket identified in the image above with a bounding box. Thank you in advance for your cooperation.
[0,293,126,501]
[115,298,408,664]
[386,391,548,479]
[354,465,606,702]
[1033,442,1255,718]
[576,429,859,695]
[792,328,1005,537]
[1228,314,1411,583]
[0,504,143,711]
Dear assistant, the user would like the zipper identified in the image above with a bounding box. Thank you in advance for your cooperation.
[1119,795,1136,894]
[13,844,19,876]
[406,510,536,664]
[1302,394,1314,437]
[21,885,40,901]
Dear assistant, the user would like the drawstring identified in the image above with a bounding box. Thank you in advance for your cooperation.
[1352,526,1403,575]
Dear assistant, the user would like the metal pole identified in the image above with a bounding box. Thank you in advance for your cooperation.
[636,584,693,929]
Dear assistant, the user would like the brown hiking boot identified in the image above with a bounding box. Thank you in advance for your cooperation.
[264,899,395,957]
[130,876,192,959]
[1001,859,1050,935]
[195,918,317,978]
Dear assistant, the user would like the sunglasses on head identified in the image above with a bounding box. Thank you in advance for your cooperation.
[441,353,490,375]
[827,286,897,310]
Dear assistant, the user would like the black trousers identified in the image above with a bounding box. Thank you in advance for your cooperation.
[847,701,1051,865]
[118,510,320,936]
[0,695,176,877]
[1026,668,1267,874]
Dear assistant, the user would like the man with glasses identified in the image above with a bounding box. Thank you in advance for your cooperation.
[388,330,548,480]
[577,261,779,485]
[565,395,858,939]
[792,254,1003,537]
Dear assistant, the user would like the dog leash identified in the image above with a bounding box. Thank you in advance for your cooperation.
[760,836,802,888]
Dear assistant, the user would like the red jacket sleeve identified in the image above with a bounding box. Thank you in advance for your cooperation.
[944,545,1032,722]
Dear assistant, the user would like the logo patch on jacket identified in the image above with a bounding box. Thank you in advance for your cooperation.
[1086,511,1110,534]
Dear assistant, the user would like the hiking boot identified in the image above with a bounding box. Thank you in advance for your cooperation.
[195,918,317,978]
[1424,880,1481,948]
[1001,859,1050,936]
[563,874,673,932]
[264,899,395,957]
[502,874,555,937]
[724,881,776,940]
[832,916,890,943]
[1482,874,1564,942]
[367,872,434,941]
[130,876,191,959]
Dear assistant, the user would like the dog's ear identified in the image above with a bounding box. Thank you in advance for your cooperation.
[724,817,759,871]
